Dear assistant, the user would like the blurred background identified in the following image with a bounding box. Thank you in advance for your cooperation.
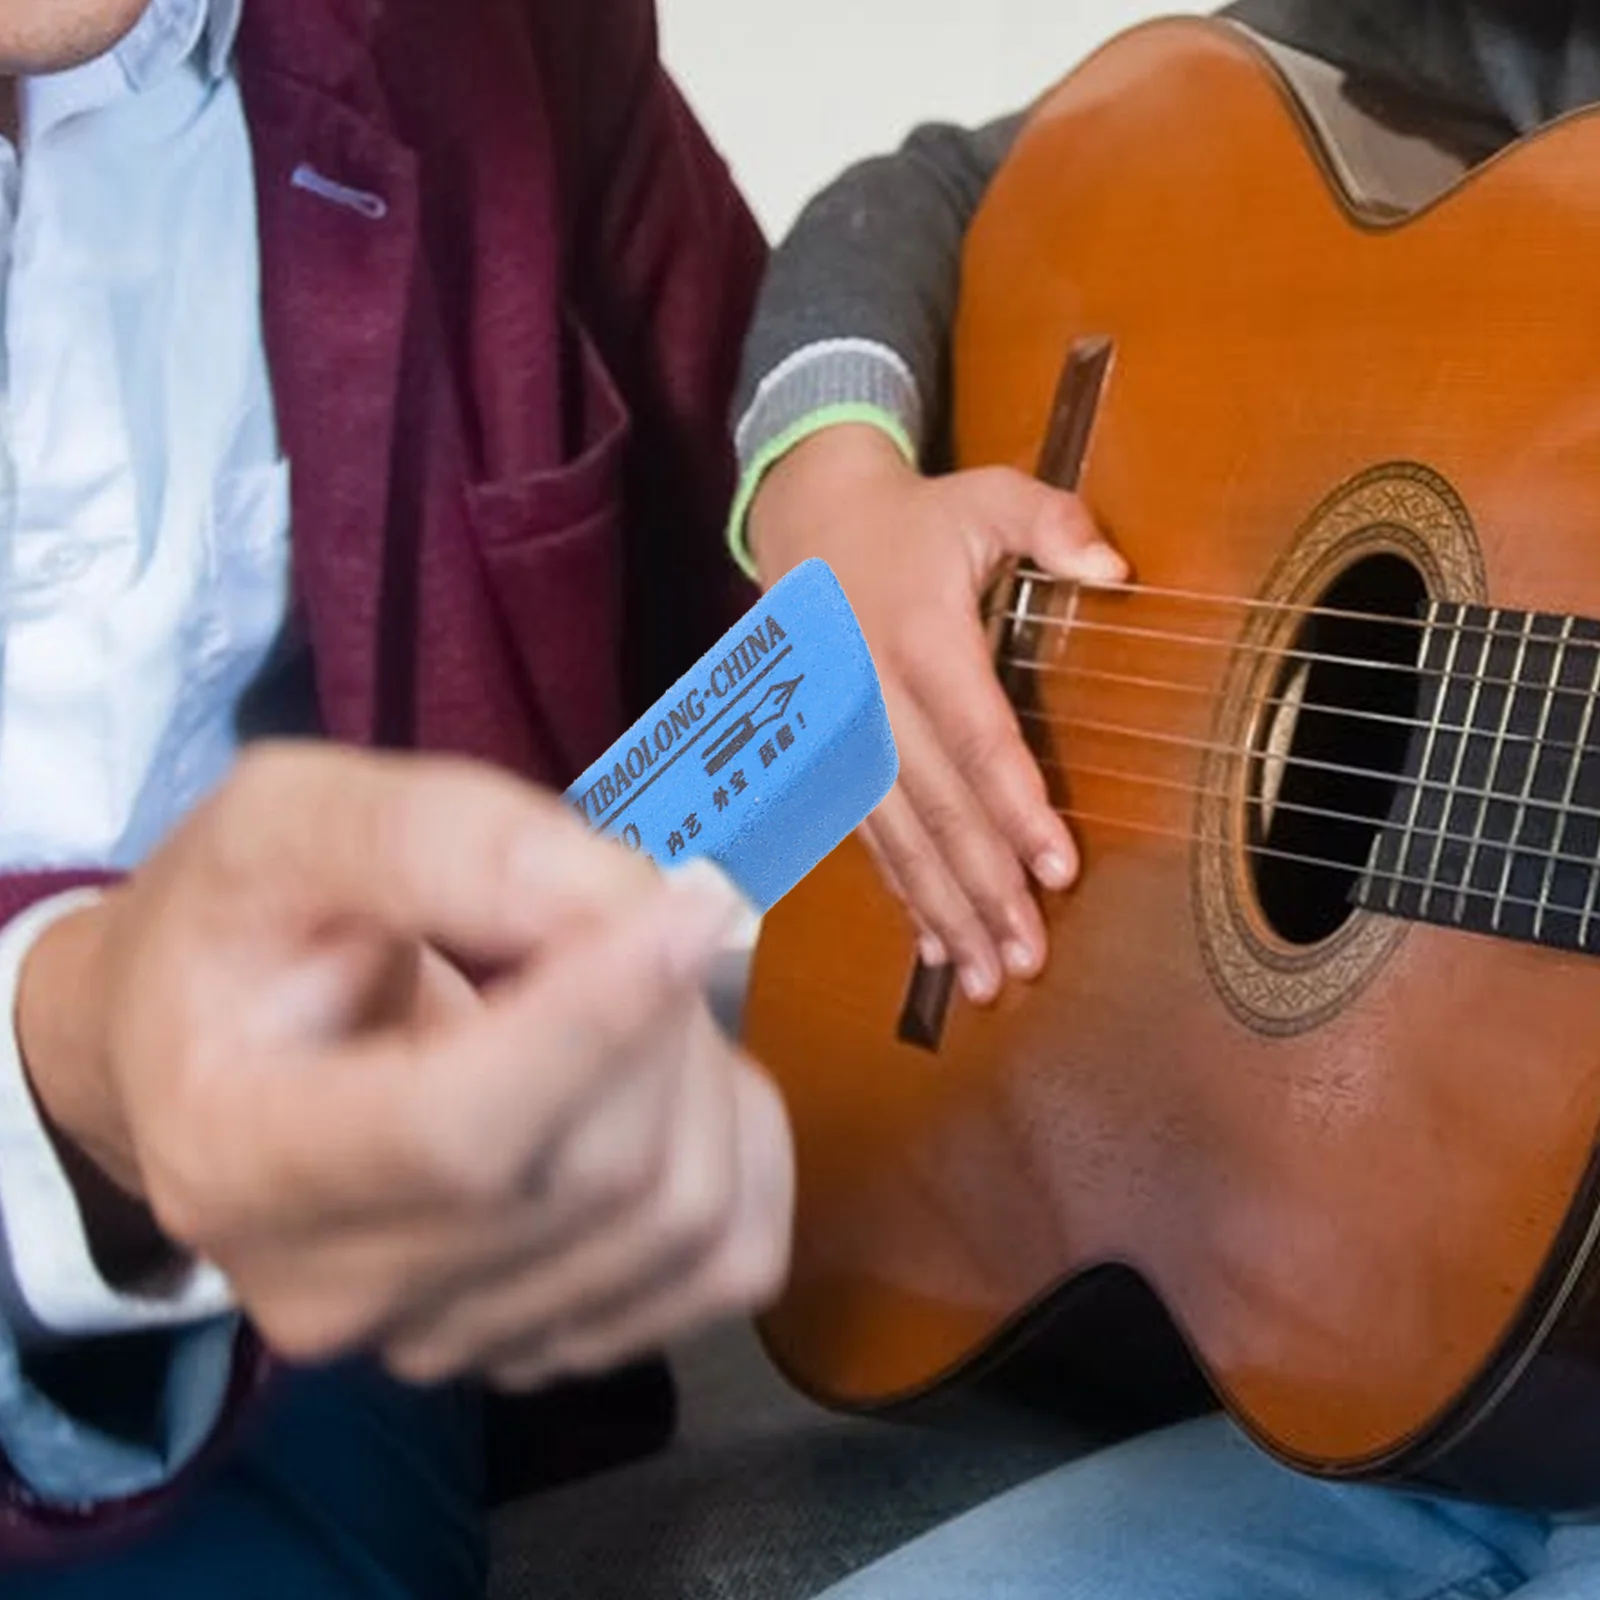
[658,0,1198,236]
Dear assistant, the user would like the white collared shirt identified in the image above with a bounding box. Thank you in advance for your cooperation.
[0,0,286,1337]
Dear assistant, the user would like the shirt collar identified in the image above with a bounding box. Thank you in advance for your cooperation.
[117,0,243,91]
[22,0,242,144]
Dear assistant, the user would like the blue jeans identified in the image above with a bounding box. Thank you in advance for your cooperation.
[8,1360,486,1600]
[818,1415,1600,1600]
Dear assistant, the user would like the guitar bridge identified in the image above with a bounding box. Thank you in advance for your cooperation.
[897,958,958,1052]
[895,333,1115,1056]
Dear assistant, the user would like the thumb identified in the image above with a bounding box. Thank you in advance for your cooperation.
[209,744,657,966]
[968,469,1128,586]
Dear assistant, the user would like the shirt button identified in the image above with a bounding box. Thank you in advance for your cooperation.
[38,543,94,585]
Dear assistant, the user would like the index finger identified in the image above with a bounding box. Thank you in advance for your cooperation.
[902,621,1078,891]
[205,743,658,963]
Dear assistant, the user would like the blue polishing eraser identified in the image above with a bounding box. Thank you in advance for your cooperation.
[565,559,897,913]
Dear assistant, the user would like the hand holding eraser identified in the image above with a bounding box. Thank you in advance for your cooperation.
[565,559,898,913]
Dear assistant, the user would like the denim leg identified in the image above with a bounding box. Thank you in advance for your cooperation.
[10,1359,487,1600]
[1519,1514,1600,1596]
[815,1414,1548,1600]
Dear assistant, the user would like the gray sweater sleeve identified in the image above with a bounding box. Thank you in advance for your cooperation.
[729,113,1023,545]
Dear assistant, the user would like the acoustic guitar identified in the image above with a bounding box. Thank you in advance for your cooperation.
[742,17,1600,1510]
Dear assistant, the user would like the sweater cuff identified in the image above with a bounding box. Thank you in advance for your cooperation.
[727,339,922,578]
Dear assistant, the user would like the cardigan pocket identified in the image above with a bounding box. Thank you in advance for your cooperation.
[465,313,631,777]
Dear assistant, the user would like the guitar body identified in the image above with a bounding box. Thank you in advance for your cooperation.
[744,19,1600,1509]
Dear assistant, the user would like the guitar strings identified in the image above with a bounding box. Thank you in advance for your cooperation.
[1037,801,1600,929]
[1000,656,1594,764]
[981,580,1600,905]
[995,609,1582,699]
[1004,571,1589,640]
[1010,703,1600,831]
[1032,750,1600,882]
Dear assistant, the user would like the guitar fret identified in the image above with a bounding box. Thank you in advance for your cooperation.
[1058,578,1082,660]
[1579,710,1600,951]
[1362,600,1600,961]
[1580,827,1600,953]
[1002,571,1038,678]
[1487,614,1557,933]
[1015,572,1040,644]
[1536,629,1600,943]
[1384,600,1448,914]
[1417,605,1499,918]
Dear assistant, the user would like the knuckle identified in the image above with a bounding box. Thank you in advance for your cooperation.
[906,879,959,937]
[994,743,1051,811]
[943,907,994,962]
[384,1338,463,1389]
[889,860,964,941]
[970,464,1028,501]
[562,1116,665,1219]
[932,822,1023,918]
[1043,496,1092,545]
[916,793,969,848]
[140,1121,236,1257]
[654,1149,733,1259]
[865,809,920,873]
[713,1226,791,1313]
[970,853,1030,924]
[948,719,1011,782]
[253,1298,368,1367]
[425,1117,528,1207]
[401,1080,530,1205]
[711,1100,793,1312]
[972,467,1043,530]
[979,851,1030,915]
[965,826,1024,890]
[750,1072,797,1204]
[143,1172,215,1258]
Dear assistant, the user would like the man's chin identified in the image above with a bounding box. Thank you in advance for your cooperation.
[0,0,149,75]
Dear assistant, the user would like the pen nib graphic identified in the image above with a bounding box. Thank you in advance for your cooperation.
[703,677,803,777]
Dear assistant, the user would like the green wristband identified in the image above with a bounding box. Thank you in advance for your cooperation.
[726,403,918,581]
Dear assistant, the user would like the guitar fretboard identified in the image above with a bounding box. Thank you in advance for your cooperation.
[1355,604,1600,953]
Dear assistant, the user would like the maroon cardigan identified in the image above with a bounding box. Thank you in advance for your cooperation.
[0,0,763,1561]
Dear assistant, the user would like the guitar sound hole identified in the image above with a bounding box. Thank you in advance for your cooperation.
[1249,553,1428,946]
